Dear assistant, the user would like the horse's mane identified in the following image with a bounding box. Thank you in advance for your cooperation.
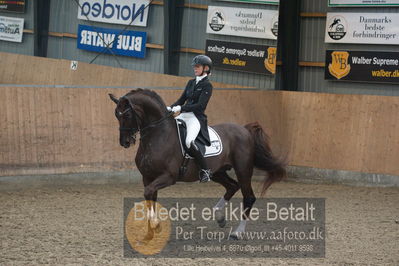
[126,88,166,109]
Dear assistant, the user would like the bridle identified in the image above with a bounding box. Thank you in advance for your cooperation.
[118,96,173,140]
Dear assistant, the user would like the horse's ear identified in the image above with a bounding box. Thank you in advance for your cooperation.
[109,93,119,104]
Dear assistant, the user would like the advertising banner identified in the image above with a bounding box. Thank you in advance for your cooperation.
[325,50,399,84]
[0,15,24,43]
[206,6,278,40]
[329,0,399,6]
[77,24,147,58]
[325,12,399,45]
[216,0,279,4]
[78,0,150,27]
[205,39,277,75]
[0,0,25,13]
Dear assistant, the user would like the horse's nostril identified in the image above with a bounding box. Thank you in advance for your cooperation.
[120,139,130,148]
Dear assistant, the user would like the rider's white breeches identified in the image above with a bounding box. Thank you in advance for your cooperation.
[176,112,200,148]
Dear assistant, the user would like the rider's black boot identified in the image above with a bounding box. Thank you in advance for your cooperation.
[188,141,212,183]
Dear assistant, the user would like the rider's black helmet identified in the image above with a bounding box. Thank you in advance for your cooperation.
[191,55,212,74]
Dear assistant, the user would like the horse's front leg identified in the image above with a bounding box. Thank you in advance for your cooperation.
[142,174,175,240]
[145,191,159,230]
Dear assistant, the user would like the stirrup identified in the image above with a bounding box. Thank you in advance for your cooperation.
[199,169,212,183]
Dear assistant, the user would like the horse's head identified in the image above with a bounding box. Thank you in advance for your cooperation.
[109,93,143,148]
[109,89,169,148]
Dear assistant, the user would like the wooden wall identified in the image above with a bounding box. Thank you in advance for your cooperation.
[279,92,399,175]
[1,87,398,176]
[0,52,245,89]
[0,87,267,176]
[0,53,398,177]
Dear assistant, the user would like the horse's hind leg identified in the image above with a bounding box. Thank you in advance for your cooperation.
[230,160,256,240]
[211,171,240,228]
[212,171,240,201]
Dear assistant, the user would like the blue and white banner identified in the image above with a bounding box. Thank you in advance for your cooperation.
[77,24,147,58]
[78,0,150,27]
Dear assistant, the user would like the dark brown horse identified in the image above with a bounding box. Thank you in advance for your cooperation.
[109,89,286,239]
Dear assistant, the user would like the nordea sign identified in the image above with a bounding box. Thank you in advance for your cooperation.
[78,0,150,27]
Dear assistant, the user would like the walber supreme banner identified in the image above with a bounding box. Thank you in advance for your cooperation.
[205,39,277,75]
[325,50,399,84]
[325,12,399,45]
[77,0,150,27]
[77,24,147,58]
[206,6,278,40]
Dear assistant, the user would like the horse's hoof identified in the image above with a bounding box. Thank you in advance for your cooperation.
[217,218,226,228]
[215,209,226,228]
[229,233,239,240]
[154,224,162,233]
[143,234,154,241]
[143,227,155,241]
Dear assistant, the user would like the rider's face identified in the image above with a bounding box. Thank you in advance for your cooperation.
[193,64,204,76]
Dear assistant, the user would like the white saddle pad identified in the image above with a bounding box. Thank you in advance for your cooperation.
[175,119,223,158]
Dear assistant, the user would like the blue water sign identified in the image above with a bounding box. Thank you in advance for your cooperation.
[77,24,147,58]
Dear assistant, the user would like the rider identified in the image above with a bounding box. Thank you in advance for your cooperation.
[168,55,213,183]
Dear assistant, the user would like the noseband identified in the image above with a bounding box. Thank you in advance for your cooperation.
[118,110,140,134]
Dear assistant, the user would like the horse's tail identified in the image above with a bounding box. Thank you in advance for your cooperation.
[245,122,287,196]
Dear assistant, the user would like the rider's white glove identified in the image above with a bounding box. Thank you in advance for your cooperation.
[166,106,172,112]
[172,105,181,113]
